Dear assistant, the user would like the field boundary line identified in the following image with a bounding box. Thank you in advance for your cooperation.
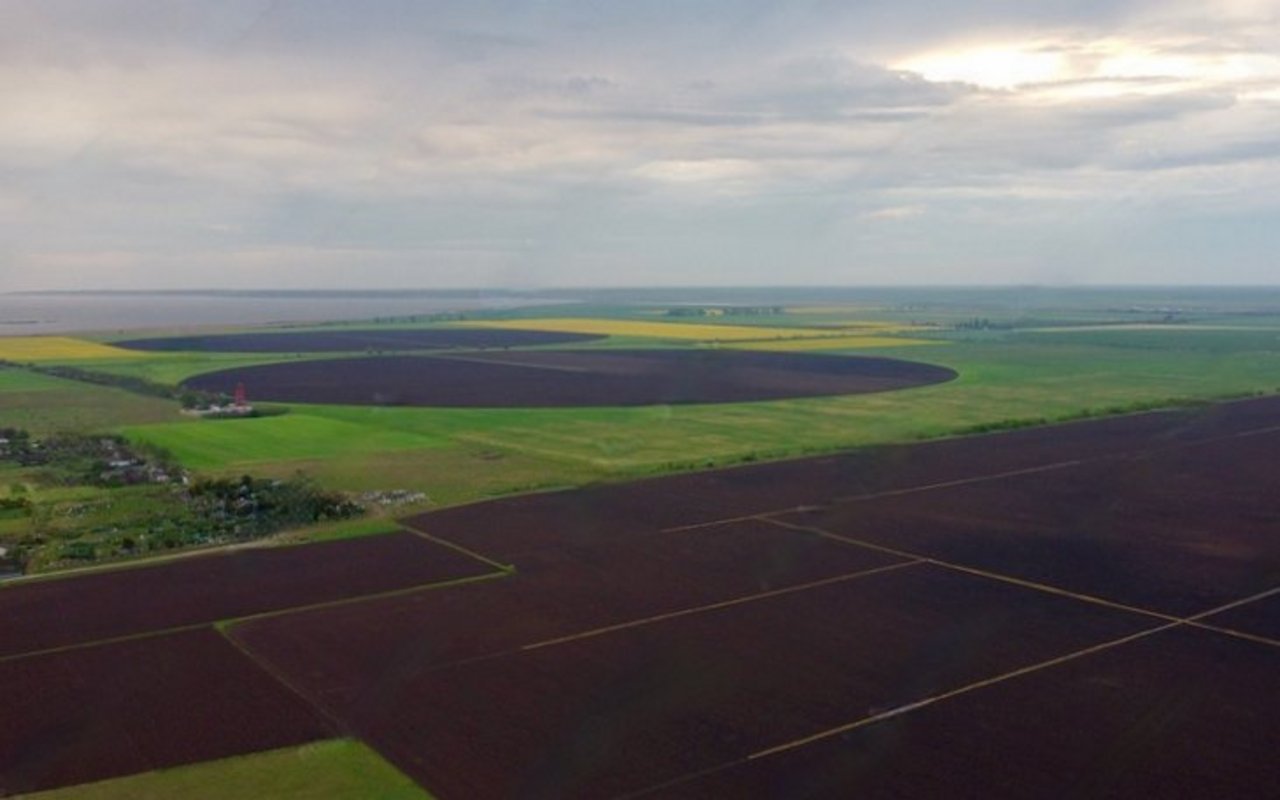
[1186,622,1280,649]
[0,540,277,588]
[216,625,351,736]
[744,583,1280,763]
[217,569,509,630]
[1185,583,1280,620]
[622,580,1280,798]
[620,624,1180,799]
[661,459,1089,534]
[764,516,1184,624]
[397,523,517,573]
[522,560,923,652]
[765,519,1280,650]
[0,622,210,665]
[660,422,1280,536]
[1183,585,1280,649]
[0,571,508,665]
[746,622,1177,761]
[412,562,925,676]
[661,509,818,534]
[828,459,1086,505]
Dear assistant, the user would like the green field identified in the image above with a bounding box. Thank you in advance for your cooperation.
[18,740,432,800]
[123,412,447,469]
[105,339,1280,505]
[1010,326,1280,352]
[74,352,322,385]
[0,367,181,434]
[8,288,1280,799]
[271,516,406,544]
[11,294,1280,513]
[0,368,70,393]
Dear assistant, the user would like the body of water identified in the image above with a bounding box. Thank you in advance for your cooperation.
[0,291,555,336]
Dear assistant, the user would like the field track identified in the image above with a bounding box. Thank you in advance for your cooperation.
[0,532,496,660]
[183,349,958,407]
[240,395,1280,799]
[4,395,1278,797]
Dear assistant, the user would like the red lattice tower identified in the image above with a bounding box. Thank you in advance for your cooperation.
[233,382,247,407]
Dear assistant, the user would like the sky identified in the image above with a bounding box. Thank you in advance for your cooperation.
[2,0,1278,290]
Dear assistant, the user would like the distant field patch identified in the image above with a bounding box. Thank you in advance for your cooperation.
[0,366,68,392]
[462,317,845,342]
[1014,326,1280,353]
[780,308,932,328]
[786,305,880,315]
[122,413,444,469]
[182,350,958,408]
[114,327,601,353]
[18,740,430,800]
[0,337,137,362]
[728,335,939,351]
[0,367,179,434]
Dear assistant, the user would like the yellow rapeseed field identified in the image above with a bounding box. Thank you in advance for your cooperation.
[0,336,139,362]
[464,318,853,342]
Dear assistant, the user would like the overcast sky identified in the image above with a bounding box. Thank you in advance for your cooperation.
[3,0,1277,290]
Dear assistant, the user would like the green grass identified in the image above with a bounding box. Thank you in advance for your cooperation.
[70,352,354,385]
[295,341,1280,465]
[229,442,605,506]
[17,739,432,800]
[102,338,1280,507]
[0,367,71,393]
[15,307,1280,511]
[1011,326,1280,352]
[0,367,181,435]
[121,413,446,470]
[272,516,405,544]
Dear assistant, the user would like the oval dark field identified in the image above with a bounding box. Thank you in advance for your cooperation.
[184,349,957,407]
[115,328,604,353]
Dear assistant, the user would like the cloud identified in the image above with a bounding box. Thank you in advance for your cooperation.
[1,0,1277,289]
[862,205,926,221]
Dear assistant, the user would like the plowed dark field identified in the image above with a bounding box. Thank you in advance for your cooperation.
[115,327,603,352]
[230,520,909,692]
[234,565,1152,799]
[775,430,1280,617]
[182,349,958,407]
[0,629,332,796]
[404,394,1280,560]
[225,394,1280,799]
[6,395,1278,798]
[654,626,1279,800]
[0,531,493,659]
[1203,592,1280,641]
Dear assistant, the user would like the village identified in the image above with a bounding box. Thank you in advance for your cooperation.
[0,426,361,575]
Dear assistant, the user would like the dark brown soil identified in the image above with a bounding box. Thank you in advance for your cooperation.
[0,629,332,796]
[182,349,958,407]
[115,327,603,352]
[775,430,1280,617]
[0,532,493,659]
[404,394,1280,562]
[237,565,1151,799]
[1203,592,1280,641]
[6,394,1278,798]
[652,626,1280,800]
[230,520,908,689]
